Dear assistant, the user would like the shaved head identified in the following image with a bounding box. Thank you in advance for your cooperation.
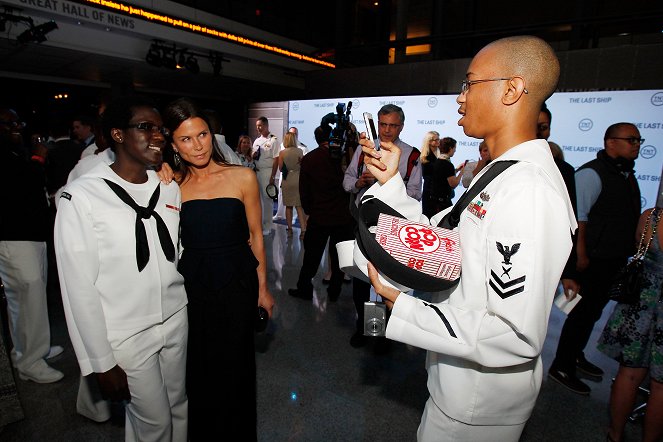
[483,36,560,105]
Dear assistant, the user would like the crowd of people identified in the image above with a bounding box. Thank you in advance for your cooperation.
[0,33,660,442]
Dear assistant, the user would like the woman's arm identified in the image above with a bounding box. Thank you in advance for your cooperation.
[447,161,465,189]
[241,169,275,316]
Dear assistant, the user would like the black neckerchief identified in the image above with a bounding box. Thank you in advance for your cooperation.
[103,179,175,271]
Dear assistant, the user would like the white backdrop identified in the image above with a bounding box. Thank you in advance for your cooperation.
[288,90,663,208]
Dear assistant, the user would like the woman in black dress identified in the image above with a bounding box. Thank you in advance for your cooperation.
[163,98,274,441]
[419,130,441,218]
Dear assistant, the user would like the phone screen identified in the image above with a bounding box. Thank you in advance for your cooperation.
[363,112,380,151]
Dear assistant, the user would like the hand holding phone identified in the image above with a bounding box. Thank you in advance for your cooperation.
[363,112,380,151]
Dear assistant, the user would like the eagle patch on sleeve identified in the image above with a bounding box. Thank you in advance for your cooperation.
[488,240,528,299]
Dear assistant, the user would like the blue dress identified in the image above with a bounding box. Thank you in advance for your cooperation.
[178,198,259,440]
[598,230,663,383]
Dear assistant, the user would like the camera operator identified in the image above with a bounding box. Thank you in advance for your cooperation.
[288,124,354,302]
[343,103,422,349]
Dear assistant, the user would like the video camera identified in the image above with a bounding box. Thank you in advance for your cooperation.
[321,101,357,161]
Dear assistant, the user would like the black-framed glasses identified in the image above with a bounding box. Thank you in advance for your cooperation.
[609,136,645,145]
[461,77,528,94]
[126,122,170,137]
[378,121,403,130]
[0,120,26,130]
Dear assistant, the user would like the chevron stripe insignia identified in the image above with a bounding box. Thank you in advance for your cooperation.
[489,270,526,299]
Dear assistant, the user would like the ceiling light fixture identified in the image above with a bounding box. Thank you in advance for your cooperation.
[0,8,58,44]
[145,40,222,75]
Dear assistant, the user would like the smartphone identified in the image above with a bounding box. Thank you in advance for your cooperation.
[363,112,380,151]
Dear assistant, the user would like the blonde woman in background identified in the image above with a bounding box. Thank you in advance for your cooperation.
[419,130,441,218]
[278,132,307,238]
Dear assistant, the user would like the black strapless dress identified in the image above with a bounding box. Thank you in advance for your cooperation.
[179,198,259,441]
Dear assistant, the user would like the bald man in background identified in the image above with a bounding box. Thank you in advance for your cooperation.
[356,36,576,441]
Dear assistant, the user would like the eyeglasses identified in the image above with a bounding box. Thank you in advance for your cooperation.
[609,136,645,145]
[0,120,26,130]
[461,77,528,95]
[378,121,403,130]
[126,122,170,137]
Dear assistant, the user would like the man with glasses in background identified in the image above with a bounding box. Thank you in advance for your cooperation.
[342,103,422,350]
[549,122,642,395]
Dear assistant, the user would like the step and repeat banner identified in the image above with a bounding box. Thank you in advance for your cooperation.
[288,90,663,208]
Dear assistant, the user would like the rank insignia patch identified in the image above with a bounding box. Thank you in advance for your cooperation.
[489,241,526,299]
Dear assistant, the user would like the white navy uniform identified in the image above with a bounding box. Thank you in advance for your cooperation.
[55,164,188,442]
[252,133,280,233]
[338,139,576,441]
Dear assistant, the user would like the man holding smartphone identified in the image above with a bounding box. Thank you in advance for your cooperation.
[342,103,422,350]
[353,36,576,441]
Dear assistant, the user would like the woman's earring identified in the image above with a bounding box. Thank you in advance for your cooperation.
[173,151,181,167]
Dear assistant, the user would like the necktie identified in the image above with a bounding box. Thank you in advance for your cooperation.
[103,179,176,271]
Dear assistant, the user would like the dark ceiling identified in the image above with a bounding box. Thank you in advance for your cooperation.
[175,0,663,67]
[2,0,662,141]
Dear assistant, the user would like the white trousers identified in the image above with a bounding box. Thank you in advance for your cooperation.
[0,241,51,373]
[256,168,275,232]
[77,374,112,422]
[110,306,188,442]
[417,397,526,442]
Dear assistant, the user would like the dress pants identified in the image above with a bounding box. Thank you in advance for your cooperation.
[109,306,188,442]
[256,168,275,233]
[552,256,625,372]
[296,220,353,297]
[418,397,525,442]
[76,374,111,422]
[0,241,51,374]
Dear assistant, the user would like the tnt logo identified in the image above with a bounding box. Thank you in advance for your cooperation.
[352,99,360,109]
[578,119,593,131]
[640,145,656,159]
[651,92,663,106]
[428,97,438,108]
[399,225,440,253]
[292,102,299,111]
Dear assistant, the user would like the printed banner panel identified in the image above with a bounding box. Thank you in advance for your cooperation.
[289,90,663,208]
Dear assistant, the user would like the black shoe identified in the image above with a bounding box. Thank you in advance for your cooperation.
[288,288,312,300]
[576,354,604,378]
[548,368,591,395]
[350,331,367,348]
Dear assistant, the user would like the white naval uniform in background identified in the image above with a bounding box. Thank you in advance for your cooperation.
[252,133,280,234]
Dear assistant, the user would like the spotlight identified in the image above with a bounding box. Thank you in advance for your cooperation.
[177,50,186,69]
[210,52,223,76]
[161,48,177,69]
[145,44,162,67]
[184,55,199,74]
[17,20,58,44]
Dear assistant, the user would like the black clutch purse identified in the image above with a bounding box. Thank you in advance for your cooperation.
[255,306,269,333]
